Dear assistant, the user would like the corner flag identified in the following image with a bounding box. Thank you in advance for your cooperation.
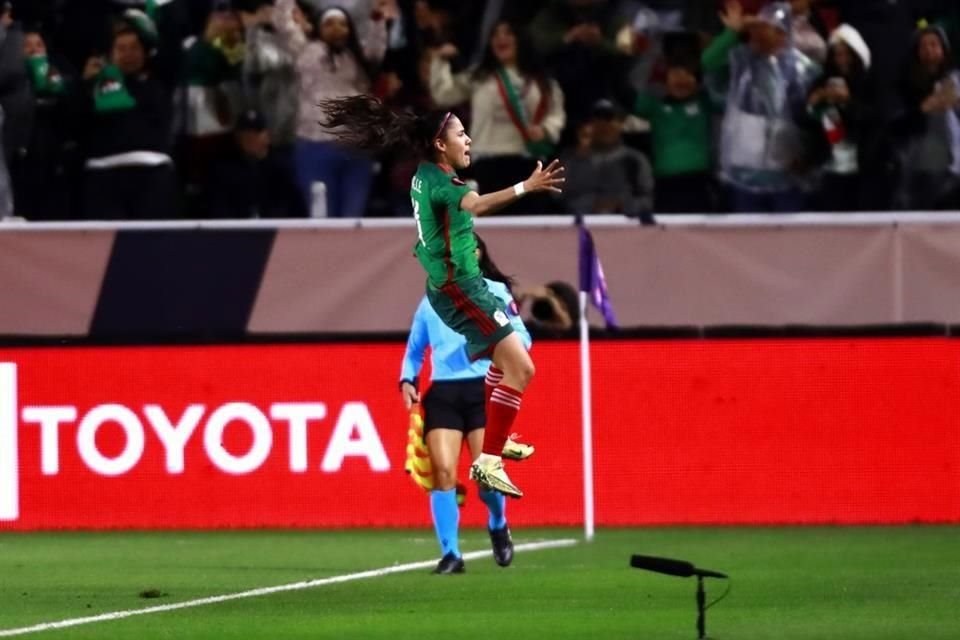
[577,225,618,329]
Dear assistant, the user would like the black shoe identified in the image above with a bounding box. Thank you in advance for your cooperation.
[489,526,514,567]
[432,552,465,575]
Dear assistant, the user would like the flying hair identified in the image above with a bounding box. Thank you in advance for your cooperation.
[319,95,455,159]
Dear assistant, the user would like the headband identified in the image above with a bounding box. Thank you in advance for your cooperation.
[320,8,349,23]
[434,111,452,140]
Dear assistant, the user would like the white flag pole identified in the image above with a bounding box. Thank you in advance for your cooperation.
[578,291,595,542]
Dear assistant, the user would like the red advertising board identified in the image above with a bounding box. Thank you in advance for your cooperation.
[0,339,957,530]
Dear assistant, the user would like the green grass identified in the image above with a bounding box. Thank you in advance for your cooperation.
[1,527,958,639]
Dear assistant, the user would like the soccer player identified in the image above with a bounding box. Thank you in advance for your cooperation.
[321,96,564,498]
[401,234,533,575]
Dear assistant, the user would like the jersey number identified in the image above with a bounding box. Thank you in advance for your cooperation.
[412,198,425,246]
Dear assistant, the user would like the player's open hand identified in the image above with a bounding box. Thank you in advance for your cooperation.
[524,160,565,194]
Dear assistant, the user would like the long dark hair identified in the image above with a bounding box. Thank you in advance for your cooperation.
[320,95,455,158]
[823,42,866,86]
[473,20,544,82]
[903,26,955,106]
[474,233,515,292]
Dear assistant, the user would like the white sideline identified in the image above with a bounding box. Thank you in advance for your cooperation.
[0,538,578,637]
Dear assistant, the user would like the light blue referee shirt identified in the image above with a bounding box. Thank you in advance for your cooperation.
[400,279,532,383]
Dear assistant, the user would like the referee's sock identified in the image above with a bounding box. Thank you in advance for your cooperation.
[479,488,507,530]
[430,489,461,558]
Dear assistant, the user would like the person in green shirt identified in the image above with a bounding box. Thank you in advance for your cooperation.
[633,57,720,213]
[319,95,564,499]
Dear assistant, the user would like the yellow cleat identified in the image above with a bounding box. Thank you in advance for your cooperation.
[501,435,534,461]
[469,458,523,498]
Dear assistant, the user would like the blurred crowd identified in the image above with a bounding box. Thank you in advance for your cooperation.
[1,0,959,220]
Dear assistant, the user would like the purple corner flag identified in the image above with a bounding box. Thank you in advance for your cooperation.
[578,225,618,329]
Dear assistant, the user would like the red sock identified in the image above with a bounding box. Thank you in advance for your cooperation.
[483,384,523,456]
[484,366,504,409]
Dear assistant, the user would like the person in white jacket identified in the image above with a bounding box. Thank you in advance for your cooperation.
[429,19,566,214]
[274,0,389,217]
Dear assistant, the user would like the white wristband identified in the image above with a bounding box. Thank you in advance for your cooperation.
[514,182,526,197]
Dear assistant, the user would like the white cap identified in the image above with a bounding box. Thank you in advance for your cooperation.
[829,24,871,70]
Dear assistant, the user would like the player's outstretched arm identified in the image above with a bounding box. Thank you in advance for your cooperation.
[460,160,565,217]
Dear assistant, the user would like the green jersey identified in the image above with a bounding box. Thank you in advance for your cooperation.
[410,162,478,288]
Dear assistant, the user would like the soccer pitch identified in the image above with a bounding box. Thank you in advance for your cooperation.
[1,527,958,639]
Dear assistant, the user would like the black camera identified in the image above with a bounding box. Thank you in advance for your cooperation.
[531,297,558,323]
[529,282,579,331]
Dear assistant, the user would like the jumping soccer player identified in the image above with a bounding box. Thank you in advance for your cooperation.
[321,95,563,498]
[400,234,533,574]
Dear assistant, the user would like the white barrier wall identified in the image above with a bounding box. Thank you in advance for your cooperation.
[1,215,960,336]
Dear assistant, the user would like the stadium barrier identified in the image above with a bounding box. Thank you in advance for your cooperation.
[1,337,957,530]
[2,214,960,338]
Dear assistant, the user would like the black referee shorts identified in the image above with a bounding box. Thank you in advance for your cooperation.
[421,378,486,435]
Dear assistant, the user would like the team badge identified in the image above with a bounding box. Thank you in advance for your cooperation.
[494,310,509,327]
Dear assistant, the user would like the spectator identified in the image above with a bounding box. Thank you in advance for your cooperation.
[709,1,820,213]
[273,0,388,217]
[205,108,305,218]
[50,0,197,93]
[615,3,688,97]
[182,8,245,139]
[407,0,485,60]
[0,106,11,219]
[829,0,914,210]
[0,0,14,218]
[560,99,654,218]
[240,1,298,148]
[79,11,177,219]
[559,118,595,206]
[13,27,79,220]
[0,4,31,183]
[377,36,434,113]
[182,7,245,133]
[531,0,632,130]
[790,0,827,64]
[411,0,459,50]
[179,7,246,214]
[368,1,445,117]
[633,51,721,213]
[896,23,960,210]
[374,45,437,216]
[829,1,913,115]
[806,24,875,211]
[429,19,566,214]
[23,27,67,97]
